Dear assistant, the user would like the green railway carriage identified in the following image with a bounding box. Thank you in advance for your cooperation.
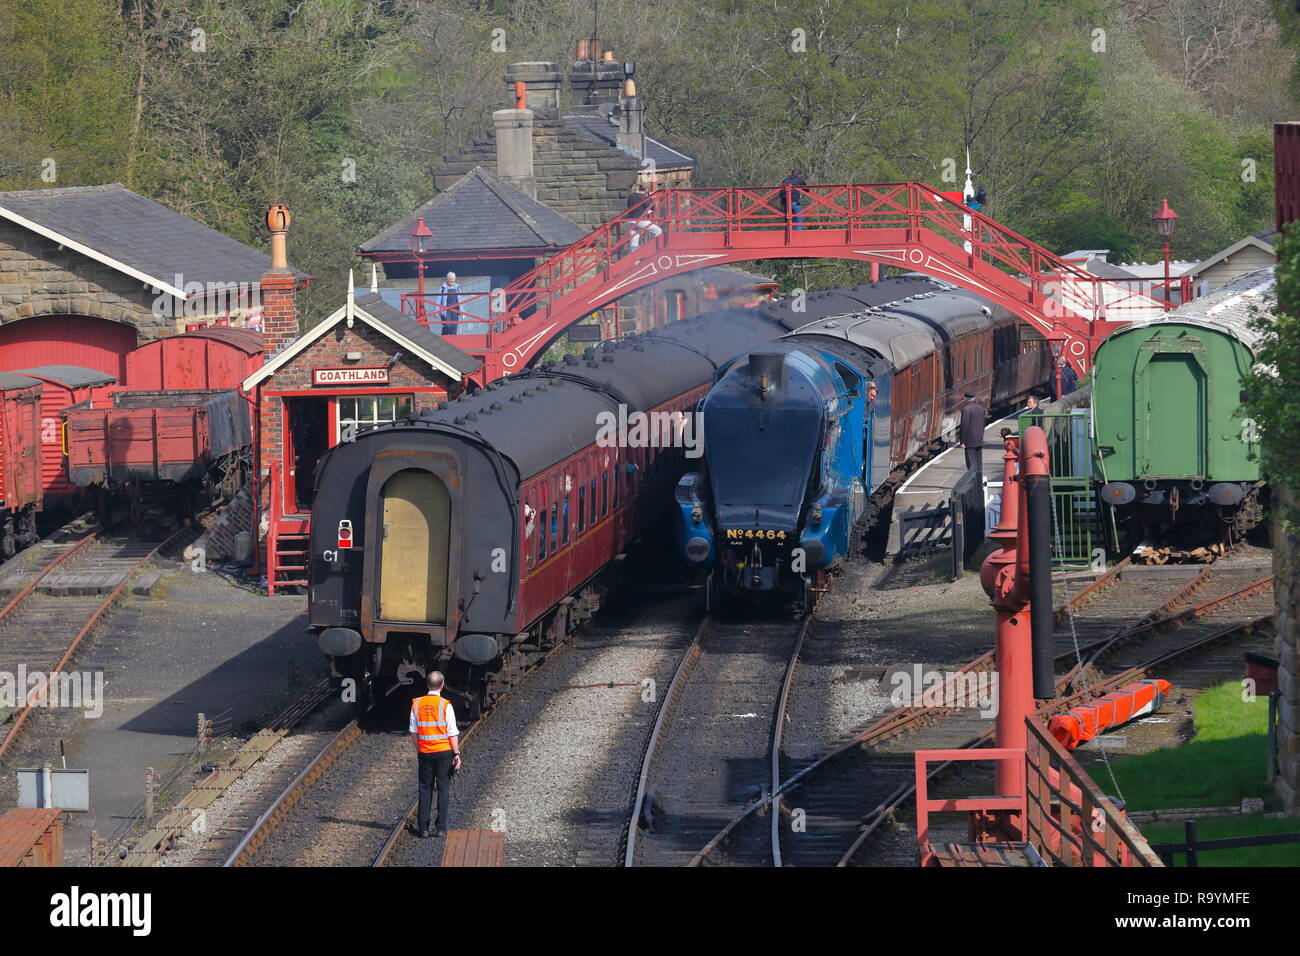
[1092,269,1275,537]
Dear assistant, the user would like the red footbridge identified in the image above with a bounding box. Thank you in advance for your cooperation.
[402,182,1168,382]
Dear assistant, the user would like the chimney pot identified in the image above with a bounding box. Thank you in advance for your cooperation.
[266,203,291,271]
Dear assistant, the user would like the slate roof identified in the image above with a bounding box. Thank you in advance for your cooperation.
[352,291,482,375]
[359,167,586,255]
[563,108,696,169]
[0,184,306,296]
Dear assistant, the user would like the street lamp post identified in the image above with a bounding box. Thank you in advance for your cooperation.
[409,217,433,326]
[1152,199,1178,309]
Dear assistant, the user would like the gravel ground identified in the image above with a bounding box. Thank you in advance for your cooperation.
[158,698,352,867]
[788,548,999,762]
[391,587,699,867]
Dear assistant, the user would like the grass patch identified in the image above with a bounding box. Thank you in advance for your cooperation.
[1084,681,1273,811]
[1143,816,1300,867]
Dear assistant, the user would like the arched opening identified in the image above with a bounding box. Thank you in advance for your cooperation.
[377,469,451,624]
[0,315,137,380]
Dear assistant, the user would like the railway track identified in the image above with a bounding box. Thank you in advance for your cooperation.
[0,524,186,763]
[623,613,811,867]
[225,636,576,867]
[688,549,1274,867]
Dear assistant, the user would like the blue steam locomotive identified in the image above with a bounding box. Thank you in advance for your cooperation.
[676,276,1051,610]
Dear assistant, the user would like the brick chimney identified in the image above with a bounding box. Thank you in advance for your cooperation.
[568,46,622,111]
[494,106,536,199]
[260,203,298,359]
[616,76,646,161]
[504,62,562,114]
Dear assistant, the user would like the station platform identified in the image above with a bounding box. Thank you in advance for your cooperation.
[887,415,1018,556]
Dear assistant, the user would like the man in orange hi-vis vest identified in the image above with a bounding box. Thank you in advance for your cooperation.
[409,671,462,838]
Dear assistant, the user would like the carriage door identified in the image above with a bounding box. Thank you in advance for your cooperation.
[1136,339,1208,478]
[378,469,451,624]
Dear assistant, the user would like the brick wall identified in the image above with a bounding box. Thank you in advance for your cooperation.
[0,220,243,338]
[256,313,457,520]
[433,114,640,230]
[1275,484,1300,812]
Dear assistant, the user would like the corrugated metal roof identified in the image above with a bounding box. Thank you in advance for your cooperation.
[1115,267,1277,354]
[359,167,586,255]
[0,184,306,292]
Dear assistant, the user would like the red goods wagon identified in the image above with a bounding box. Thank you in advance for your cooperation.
[123,327,263,391]
[65,389,252,488]
[15,366,117,505]
[0,372,44,557]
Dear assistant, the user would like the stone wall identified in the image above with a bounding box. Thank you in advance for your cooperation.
[433,113,640,230]
[1275,484,1300,812]
[0,220,177,339]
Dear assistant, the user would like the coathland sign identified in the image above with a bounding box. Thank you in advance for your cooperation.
[312,366,390,386]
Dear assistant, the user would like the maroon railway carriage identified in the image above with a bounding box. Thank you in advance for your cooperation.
[308,307,787,714]
[0,372,44,557]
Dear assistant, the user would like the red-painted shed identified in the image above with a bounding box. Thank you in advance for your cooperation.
[124,327,264,391]
[16,365,117,503]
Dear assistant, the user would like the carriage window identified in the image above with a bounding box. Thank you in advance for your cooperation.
[601,472,608,515]
[561,496,570,545]
[538,495,548,561]
[525,497,535,569]
[590,478,598,522]
[550,503,558,551]
[578,487,586,533]
[612,454,620,507]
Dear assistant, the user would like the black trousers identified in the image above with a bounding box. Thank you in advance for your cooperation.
[964,445,983,474]
[417,750,454,833]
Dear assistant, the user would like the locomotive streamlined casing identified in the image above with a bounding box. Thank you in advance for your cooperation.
[307,305,789,701]
[682,281,1048,604]
[1092,269,1275,527]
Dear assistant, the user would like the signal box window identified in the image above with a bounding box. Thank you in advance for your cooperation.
[337,394,413,439]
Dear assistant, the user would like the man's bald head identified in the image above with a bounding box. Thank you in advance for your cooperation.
[427,671,445,692]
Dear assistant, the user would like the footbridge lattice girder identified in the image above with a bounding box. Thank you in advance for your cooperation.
[400,183,1164,382]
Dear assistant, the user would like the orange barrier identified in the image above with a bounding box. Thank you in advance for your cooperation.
[1048,679,1171,750]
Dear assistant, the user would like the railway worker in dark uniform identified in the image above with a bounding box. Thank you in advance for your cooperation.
[1023,394,1044,432]
[410,671,462,838]
[959,391,986,476]
[781,168,807,229]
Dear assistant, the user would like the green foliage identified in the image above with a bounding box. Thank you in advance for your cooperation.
[0,0,1291,324]
[1245,226,1300,522]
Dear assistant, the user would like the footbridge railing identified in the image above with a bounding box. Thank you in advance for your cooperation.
[401,183,1169,382]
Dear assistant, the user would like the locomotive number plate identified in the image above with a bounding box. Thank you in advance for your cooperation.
[724,529,789,540]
